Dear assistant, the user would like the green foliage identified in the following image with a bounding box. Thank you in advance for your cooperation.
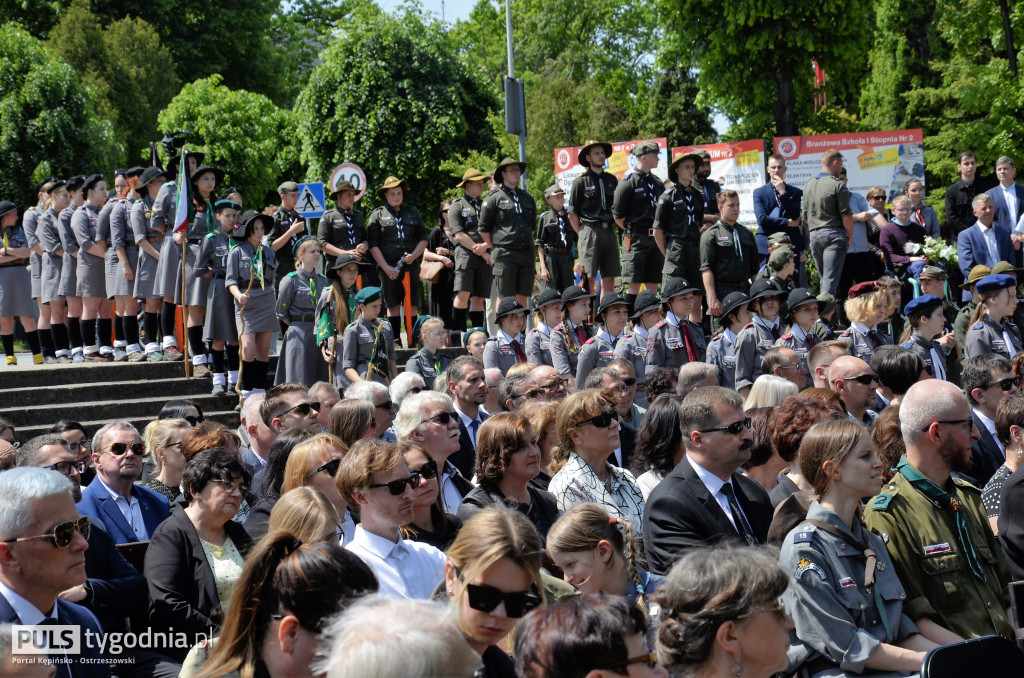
[0,22,118,204]
[636,65,716,146]
[156,75,300,208]
[296,2,498,214]
[0,0,69,38]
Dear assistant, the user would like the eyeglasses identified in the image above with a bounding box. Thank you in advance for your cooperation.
[736,603,788,623]
[425,411,459,426]
[840,373,877,385]
[464,582,542,618]
[407,386,424,395]
[105,442,144,456]
[698,417,751,435]
[514,388,543,400]
[282,401,320,417]
[609,382,632,395]
[185,415,204,426]
[44,460,85,476]
[211,478,249,495]
[306,458,341,478]
[375,400,395,412]
[2,516,90,549]
[411,460,438,480]
[370,472,423,495]
[66,439,90,452]
[578,410,618,428]
[538,376,569,392]
[621,377,637,388]
[605,653,659,671]
[982,377,1017,392]
[920,418,974,432]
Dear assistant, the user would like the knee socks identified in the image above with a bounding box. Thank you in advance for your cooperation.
[626,293,637,319]
[98,318,113,352]
[123,314,140,351]
[82,319,98,353]
[468,311,485,329]
[388,316,402,342]
[51,324,70,356]
[38,327,55,357]
[1,334,14,359]
[187,326,206,363]
[67,317,83,352]
[113,316,126,348]
[227,346,239,386]
[25,330,42,363]
[452,307,467,333]
[161,301,177,346]
[143,312,160,350]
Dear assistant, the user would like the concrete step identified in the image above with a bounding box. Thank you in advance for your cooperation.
[14,409,241,443]
[1,393,242,429]
[3,377,211,408]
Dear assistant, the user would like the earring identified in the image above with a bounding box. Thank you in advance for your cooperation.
[1018,446,1022,460]
[732,660,743,677]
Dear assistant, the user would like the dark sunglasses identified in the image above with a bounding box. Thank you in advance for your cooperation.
[370,472,422,495]
[578,410,618,428]
[3,516,90,548]
[699,417,751,435]
[604,653,659,672]
[375,400,395,411]
[411,460,438,480]
[44,460,86,476]
[306,458,342,478]
[465,582,542,618]
[185,415,204,426]
[283,401,321,417]
[982,377,1017,392]
[841,373,877,385]
[621,377,637,388]
[920,418,974,432]
[425,411,458,426]
[106,442,145,456]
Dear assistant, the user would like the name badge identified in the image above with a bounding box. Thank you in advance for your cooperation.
[759,340,773,349]
[359,332,372,340]
[666,337,682,349]
[540,342,550,350]
[717,236,731,245]
[723,356,736,366]
[499,346,512,354]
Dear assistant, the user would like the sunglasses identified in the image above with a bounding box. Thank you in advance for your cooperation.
[185,415,204,426]
[211,478,249,495]
[604,653,659,671]
[698,417,751,435]
[578,410,618,428]
[105,442,145,456]
[44,460,86,476]
[621,377,637,388]
[282,401,321,417]
[841,373,877,385]
[370,472,423,495]
[3,516,90,549]
[982,377,1017,392]
[411,460,439,480]
[425,411,458,426]
[375,400,395,412]
[464,582,542,618]
[538,376,569,391]
[306,458,342,478]
[920,418,974,432]
[736,603,788,623]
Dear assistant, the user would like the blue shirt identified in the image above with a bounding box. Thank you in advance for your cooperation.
[847,191,871,254]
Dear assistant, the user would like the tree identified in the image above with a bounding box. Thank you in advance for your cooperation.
[0,0,70,38]
[0,22,118,205]
[295,2,499,214]
[636,65,717,147]
[156,75,301,208]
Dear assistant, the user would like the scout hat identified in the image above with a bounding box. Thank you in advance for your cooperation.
[748,278,788,302]
[767,232,792,246]
[493,158,527,183]
[975,274,1016,295]
[544,184,565,199]
[457,168,487,188]
[192,166,225,186]
[577,141,613,167]
[960,265,991,290]
[991,261,1024,277]
[136,166,167,190]
[768,246,794,272]
[411,315,433,345]
[166,151,205,175]
[916,265,947,281]
[291,234,316,257]
[277,181,298,194]
[354,287,383,305]
[904,294,943,317]
[847,281,883,299]
[331,180,358,199]
[45,179,67,195]
[65,176,86,193]
[375,176,409,197]
[668,152,702,179]
[816,292,836,316]
[214,199,241,213]
[234,210,273,239]
[596,292,629,318]
[329,252,371,273]
[463,327,487,347]
[33,177,55,195]
[786,288,820,313]
[660,277,701,304]
[0,201,17,219]
[561,285,591,310]
[82,174,104,192]
[535,288,562,311]
[719,291,751,319]
[631,141,659,157]
[496,297,527,320]
[631,290,661,319]
[695,149,712,160]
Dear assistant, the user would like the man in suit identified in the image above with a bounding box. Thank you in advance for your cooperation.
[643,387,773,575]
[446,355,490,478]
[987,156,1024,234]
[0,467,109,678]
[963,354,1018,487]
[753,153,804,269]
[239,393,276,474]
[396,391,474,513]
[76,422,169,545]
[957,194,1013,300]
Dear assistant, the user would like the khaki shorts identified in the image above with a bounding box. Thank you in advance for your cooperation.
[492,249,535,297]
[578,224,621,278]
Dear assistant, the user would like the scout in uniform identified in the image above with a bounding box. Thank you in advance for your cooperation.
[900,295,950,381]
[269,180,307,289]
[0,201,44,365]
[810,292,839,342]
[196,200,243,395]
[58,176,86,362]
[72,174,113,361]
[366,176,428,342]
[448,168,492,331]
[478,158,537,306]
[839,281,893,365]
[483,297,529,376]
[535,184,575,294]
[550,285,594,390]
[276,235,330,389]
[405,315,453,389]
[613,141,665,308]
[24,178,54,361]
[705,291,752,392]
[568,141,619,294]
[341,286,397,386]
[695,149,722,225]
[776,287,822,389]
[964,274,1022,361]
[954,265,991,355]
[653,152,704,303]
[316,252,369,390]
[94,180,122,358]
[317,180,374,283]
[526,288,562,367]
[613,289,661,406]
[577,292,630,387]
[733,278,788,393]
[39,180,72,362]
[104,166,145,361]
[645,277,705,381]
[755,245,796,291]
[227,210,279,398]
[699,189,759,332]
[131,166,168,361]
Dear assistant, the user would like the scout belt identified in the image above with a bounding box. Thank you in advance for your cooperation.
[545,247,571,254]
[290,314,315,322]
[583,220,614,229]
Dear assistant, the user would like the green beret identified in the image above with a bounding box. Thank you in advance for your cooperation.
[354,287,382,304]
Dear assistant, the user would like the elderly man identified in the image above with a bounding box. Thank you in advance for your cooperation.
[808,339,851,390]
[864,380,1012,641]
[957,195,1014,300]
[337,441,447,599]
[0,468,109,677]
[445,356,490,477]
[676,362,718,395]
[397,392,473,512]
[527,364,569,402]
[346,381,398,442]
[962,354,1019,486]
[643,387,772,575]
[483,367,503,416]
[762,346,806,390]
[76,422,169,544]
[309,381,341,433]
[828,355,880,425]
[609,358,645,427]
[498,373,536,412]
[260,383,322,435]
[390,371,426,410]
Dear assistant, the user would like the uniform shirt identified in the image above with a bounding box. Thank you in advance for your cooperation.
[71,203,102,258]
[341,316,396,383]
[612,169,663,229]
[901,332,947,381]
[706,328,739,391]
[130,195,157,244]
[345,525,446,600]
[776,324,816,388]
[96,197,118,246]
[109,197,137,250]
[366,204,427,265]
[802,172,852,231]
[535,208,575,250]
[550,322,592,376]
[0,224,28,261]
[838,323,891,364]
[734,316,779,390]
[576,327,623,385]
[149,181,176,233]
[697,178,721,216]
[964,314,1022,361]
[568,168,618,223]
[226,241,278,292]
[39,208,64,262]
[317,206,366,270]
[699,220,759,288]
[478,186,536,250]
[277,268,328,321]
[548,451,645,533]
[652,183,703,241]
[271,207,306,275]
[449,193,486,248]
[645,313,706,380]
[196,230,232,279]
[525,323,555,366]
[22,203,42,258]
[483,329,527,375]
[405,349,452,389]
[614,327,649,387]
[58,205,79,257]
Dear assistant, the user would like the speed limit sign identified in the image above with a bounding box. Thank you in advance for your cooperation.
[329,163,368,202]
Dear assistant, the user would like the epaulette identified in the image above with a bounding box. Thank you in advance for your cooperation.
[286,271,297,278]
[779,333,793,341]
[839,329,853,337]
[742,322,754,330]
[654,320,667,329]
[205,232,218,239]
[528,328,539,334]
[870,493,894,511]
[622,332,632,338]
[792,525,816,544]
[972,323,984,330]
[346,322,357,328]
[658,193,671,204]
[553,324,565,332]
[900,340,913,349]
[584,337,597,345]
[952,476,982,493]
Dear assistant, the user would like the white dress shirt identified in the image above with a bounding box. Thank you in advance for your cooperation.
[345,525,447,599]
[1002,184,1018,228]
[979,222,1000,264]
[97,477,148,540]
[685,454,751,532]
[974,408,1005,457]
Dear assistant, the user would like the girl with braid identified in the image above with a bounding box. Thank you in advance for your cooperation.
[549,285,594,392]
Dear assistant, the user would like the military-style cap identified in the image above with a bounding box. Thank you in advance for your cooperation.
[45,179,67,195]
[291,234,316,257]
[214,199,241,212]
[136,166,167,190]
[0,201,17,219]
[234,210,273,239]
[916,265,947,281]
[125,166,145,179]
[457,168,487,188]
[661,277,701,304]
[278,181,298,194]
[535,288,561,310]
[375,176,409,197]
[561,285,591,310]
[331,180,358,198]
[695,149,712,160]
[632,141,659,157]
[65,176,86,193]
[166,151,205,174]
[354,287,383,305]
[596,292,629,317]
[669,152,702,179]
[767,232,792,245]
[904,294,944,317]
[748,278,788,302]
[543,184,565,198]
[577,141,613,167]
[768,246,794,272]
[192,166,225,186]
[817,292,836,316]
[82,174,104,192]
[630,290,661,319]
[786,287,820,313]
[412,315,433,345]
[329,252,371,272]
[463,327,487,347]
[719,291,751,319]
[33,177,55,195]
[960,264,992,290]
[847,281,882,299]
[976,274,1017,294]
[991,261,1024,277]
[496,297,527,319]
[493,158,527,183]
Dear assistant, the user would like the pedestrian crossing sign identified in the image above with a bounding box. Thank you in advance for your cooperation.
[296,182,326,218]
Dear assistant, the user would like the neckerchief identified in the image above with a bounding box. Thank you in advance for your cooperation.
[895,456,986,581]
[681,323,698,362]
[344,211,355,243]
[250,243,265,290]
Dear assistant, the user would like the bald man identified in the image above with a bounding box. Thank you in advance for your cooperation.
[828,355,879,424]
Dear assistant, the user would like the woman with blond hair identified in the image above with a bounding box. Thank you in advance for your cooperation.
[838,281,892,364]
[142,418,192,502]
[328,399,379,447]
[744,374,799,410]
[268,486,342,543]
[281,433,354,544]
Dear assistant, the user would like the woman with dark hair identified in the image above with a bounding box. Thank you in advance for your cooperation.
[194,531,378,678]
[457,413,560,543]
[424,199,457,340]
[870,406,904,486]
[328,399,378,446]
[767,393,847,508]
[517,400,559,491]
[983,394,1024,534]
[244,428,315,540]
[742,407,786,492]
[632,394,685,500]
[50,420,95,486]
[145,447,255,661]
[402,443,462,550]
[159,399,205,426]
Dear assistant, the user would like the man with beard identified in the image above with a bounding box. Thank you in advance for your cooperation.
[446,356,490,477]
[695,149,722,226]
[864,379,1013,641]
[962,354,1018,486]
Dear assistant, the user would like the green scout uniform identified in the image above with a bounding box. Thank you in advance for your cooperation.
[366,203,427,309]
[697,177,721,219]
[479,186,537,298]
[653,182,703,288]
[699,220,759,300]
[449,193,493,298]
[317,204,376,286]
[535,207,575,293]
[613,170,664,286]
[863,457,1013,641]
[569,168,620,278]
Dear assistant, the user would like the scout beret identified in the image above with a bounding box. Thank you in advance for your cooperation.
[975,274,1016,294]
[46,180,67,195]
[903,294,944,317]
[632,141,659,157]
[278,181,298,193]
[816,292,836,316]
[65,176,86,193]
[125,166,145,179]
[463,327,487,347]
[214,199,241,212]
[412,315,433,345]
[354,287,383,304]
[768,246,794,272]
[767,232,792,245]
[33,177,55,194]
[847,281,883,299]
[82,174,104,192]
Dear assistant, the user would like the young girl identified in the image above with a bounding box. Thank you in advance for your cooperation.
[550,285,594,391]
[525,288,561,367]
[613,290,660,406]
[341,286,396,385]
[72,174,113,361]
[0,201,44,365]
[576,292,630,386]
[406,316,452,389]
[645,277,704,382]
[275,236,330,388]
[734,278,787,395]
[776,287,821,389]
[104,166,144,361]
[39,181,72,362]
[900,294,953,381]
[57,176,86,362]
[130,167,168,361]
[196,199,241,395]
[463,327,487,362]
[227,210,278,398]
[965,273,1022,360]
[839,280,893,364]
[317,252,366,389]
[705,291,752,392]
[483,297,529,376]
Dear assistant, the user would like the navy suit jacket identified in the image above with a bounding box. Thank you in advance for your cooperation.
[452,410,489,479]
[986,183,1024,232]
[77,480,170,545]
[969,412,1005,488]
[752,182,804,257]
[0,593,110,678]
[83,520,147,632]
[957,223,1013,299]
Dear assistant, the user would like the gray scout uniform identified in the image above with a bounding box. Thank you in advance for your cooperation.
[775,325,817,389]
[38,208,65,305]
[577,328,624,387]
[196,230,235,343]
[131,195,161,299]
[72,202,106,298]
[225,241,278,335]
[550,322,592,378]
[180,200,216,307]
[23,203,43,298]
[104,197,138,297]
[645,314,706,380]
[614,327,650,403]
[964,314,1023,361]
[483,330,528,376]
[526,323,555,366]
[734,317,779,391]
[341,316,396,385]
[276,268,331,387]
[405,349,453,390]
[705,329,739,391]
[780,502,918,678]
[151,180,179,298]
[0,223,34,317]
[901,332,947,381]
[838,324,892,365]
[57,204,79,298]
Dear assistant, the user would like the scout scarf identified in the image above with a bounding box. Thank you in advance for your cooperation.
[366,320,391,385]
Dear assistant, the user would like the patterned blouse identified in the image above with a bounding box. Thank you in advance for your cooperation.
[548,452,646,533]
[983,465,1013,518]
[199,536,246,613]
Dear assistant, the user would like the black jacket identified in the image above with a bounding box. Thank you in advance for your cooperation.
[451,411,489,478]
[457,482,560,544]
[970,412,1005,488]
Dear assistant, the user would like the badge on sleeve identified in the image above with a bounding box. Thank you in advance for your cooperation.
[924,543,952,555]
[838,577,857,589]
[796,557,826,581]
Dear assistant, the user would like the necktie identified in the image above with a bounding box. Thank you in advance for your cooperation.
[576,325,587,345]
[511,339,526,362]
[597,175,606,211]
[680,323,698,363]
[868,330,882,349]
[721,482,756,545]
[469,419,480,446]
[770,324,781,341]
[806,333,816,348]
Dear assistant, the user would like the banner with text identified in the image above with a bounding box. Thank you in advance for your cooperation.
[773,129,925,208]
[671,140,767,226]
[554,138,669,197]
